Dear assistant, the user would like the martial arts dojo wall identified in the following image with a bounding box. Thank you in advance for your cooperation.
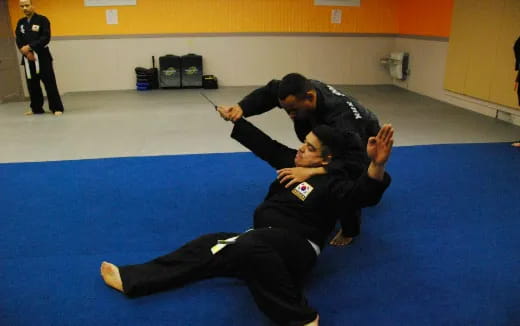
[444,0,520,110]
[391,0,520,126]
[392,37,520,126]
[36,35,397,92]
[8,0,402,94]
[5,1,448,92]
[8,0,450,94]
[8,0,400,35]
[15,0,519,126]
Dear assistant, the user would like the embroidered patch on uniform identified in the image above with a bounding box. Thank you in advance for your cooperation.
[32,24,40,32]
[20,25,25,34]
[291,182,314,201]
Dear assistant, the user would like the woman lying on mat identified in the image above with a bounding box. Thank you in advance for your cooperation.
[100,118,394,326]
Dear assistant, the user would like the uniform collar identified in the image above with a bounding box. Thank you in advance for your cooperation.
[315,87,325,114]
[26,12,38,22]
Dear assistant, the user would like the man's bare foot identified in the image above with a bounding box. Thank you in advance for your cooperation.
[100,261,124,293]
[54,111,63,116]
[329,229,353,247]
[512,142,520,148]
[24,111,33,116]
[305,314,319,326]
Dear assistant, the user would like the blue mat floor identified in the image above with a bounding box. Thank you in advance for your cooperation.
[1,143,519,325]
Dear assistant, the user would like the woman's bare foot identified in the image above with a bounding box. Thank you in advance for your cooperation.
[305,314,319,326]
[100,261,124,293]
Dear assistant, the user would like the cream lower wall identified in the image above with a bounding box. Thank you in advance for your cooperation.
[17,35,394,95]
[16,34,520,127]
[392,37,520,126]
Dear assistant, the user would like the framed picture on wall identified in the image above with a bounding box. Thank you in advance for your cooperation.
[85,0,136,7]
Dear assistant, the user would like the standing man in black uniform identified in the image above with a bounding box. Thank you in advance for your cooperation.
[514,35,520,107]
[100,118,394,326]
[218,73,381,245]
[512,36,520,148]
[15,0,64,116]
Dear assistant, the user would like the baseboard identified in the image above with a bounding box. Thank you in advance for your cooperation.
[443,91,520,127]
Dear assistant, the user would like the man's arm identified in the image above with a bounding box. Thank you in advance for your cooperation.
[231,119,296,170]
[15,22,34,61]
[29,16,51,51]
[513,37,520,71]
[331,124,393,207]
[338,170,391,207]
[276,131,366,189]
[15,21,25,49]
[327,125,393,247]
[238,80,281,117]
[217,80,281,122]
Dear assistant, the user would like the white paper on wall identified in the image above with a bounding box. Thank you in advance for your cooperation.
[315,0,360,6]
[331,9,342,24]
[85,0,136,7]
[106,9,118,25]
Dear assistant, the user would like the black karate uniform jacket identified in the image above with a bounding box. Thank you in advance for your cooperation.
[238,80,381,236]
[231,118,391,249]
[239,79,380,145]
[15,13,53,65]
[514,36,520,105]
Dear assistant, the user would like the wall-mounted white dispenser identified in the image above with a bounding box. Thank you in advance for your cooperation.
[380,52,410,81]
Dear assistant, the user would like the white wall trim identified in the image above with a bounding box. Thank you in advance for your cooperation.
[51,32,398,40]
[49,33,448,41]
[443,91,520,126]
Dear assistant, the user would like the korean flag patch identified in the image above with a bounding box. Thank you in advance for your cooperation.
[291,182,314,201]
[32,24,40,32]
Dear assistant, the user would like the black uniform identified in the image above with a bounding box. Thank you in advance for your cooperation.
[15,13,64,114]
[118,119,391,325]
[239,79,380,145]
[514,36,520,105]
[238,79,381,237]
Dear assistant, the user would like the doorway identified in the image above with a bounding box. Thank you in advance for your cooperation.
[0,0,24,103]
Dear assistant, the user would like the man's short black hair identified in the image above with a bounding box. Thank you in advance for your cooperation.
[312,125,364,158]
[278,73,313,101]
[312,125,366,177]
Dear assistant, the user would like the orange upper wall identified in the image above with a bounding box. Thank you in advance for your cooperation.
[397,0,454,37]
[8,0,399,36]
[8,0,452,37]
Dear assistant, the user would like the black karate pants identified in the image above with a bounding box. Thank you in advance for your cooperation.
[340,208,362,237]
[119,228,318,326]
[24,55,64,114]
[516,71,520,106]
